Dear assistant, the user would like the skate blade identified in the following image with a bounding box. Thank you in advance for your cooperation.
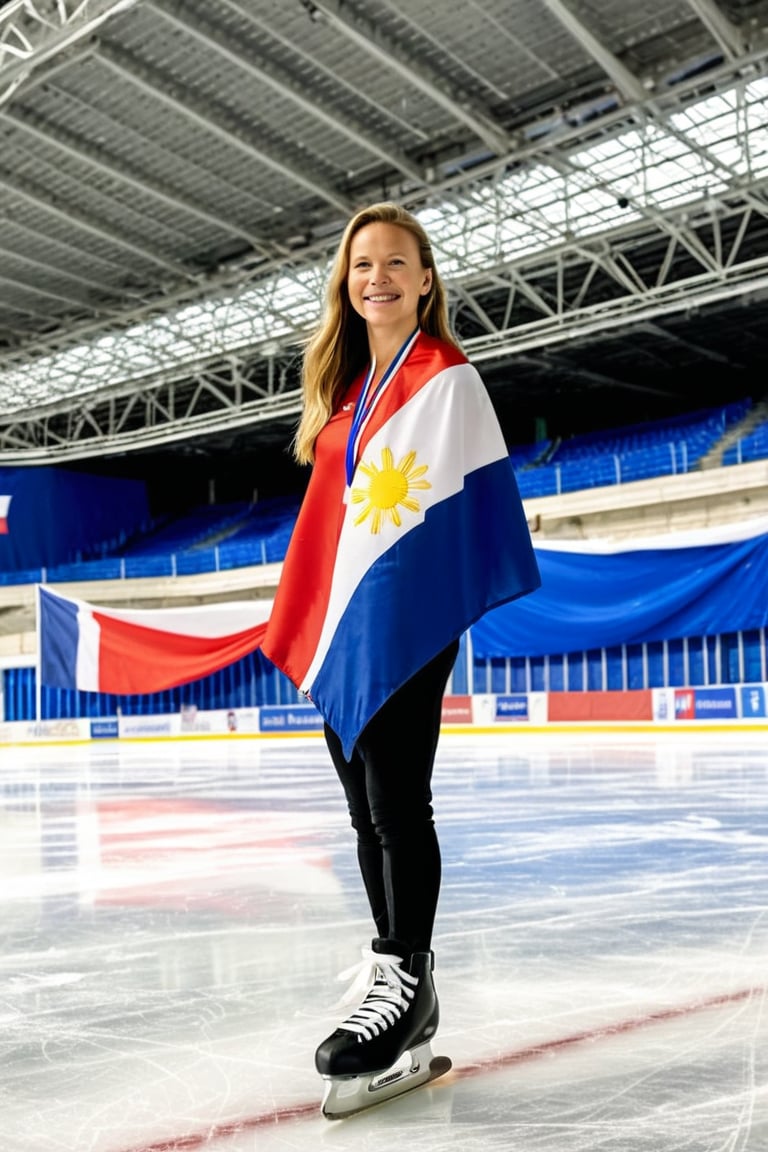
[321,1042,452,1120]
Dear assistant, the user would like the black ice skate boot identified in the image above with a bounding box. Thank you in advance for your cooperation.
[315,938,451,1119]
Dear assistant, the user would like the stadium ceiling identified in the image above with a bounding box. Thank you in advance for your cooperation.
[1,0,768,462]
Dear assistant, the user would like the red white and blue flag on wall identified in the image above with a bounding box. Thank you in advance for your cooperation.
[38,587,271,697]
[0,495,11,534]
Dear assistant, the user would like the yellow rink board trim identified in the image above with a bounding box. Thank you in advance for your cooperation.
[1,720,767,748]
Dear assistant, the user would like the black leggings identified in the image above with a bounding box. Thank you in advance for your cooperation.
[323,640,458,956]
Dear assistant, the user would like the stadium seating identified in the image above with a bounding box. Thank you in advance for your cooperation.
[515,398,753,498]
[0,398,763,589]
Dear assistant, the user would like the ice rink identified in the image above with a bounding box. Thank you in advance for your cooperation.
[3,729,767,1152]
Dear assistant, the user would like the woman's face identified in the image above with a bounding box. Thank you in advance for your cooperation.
[346,222,432,344]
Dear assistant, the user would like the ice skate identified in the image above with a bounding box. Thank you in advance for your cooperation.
[316,939,452,1119]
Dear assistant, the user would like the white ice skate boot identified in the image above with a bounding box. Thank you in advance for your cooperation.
[315,938,451,1119]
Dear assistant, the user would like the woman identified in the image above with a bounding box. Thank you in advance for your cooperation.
[260,203,539,1114]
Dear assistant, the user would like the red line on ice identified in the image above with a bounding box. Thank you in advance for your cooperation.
[120,985,763,1151]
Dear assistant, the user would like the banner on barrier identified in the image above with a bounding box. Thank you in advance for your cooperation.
[119,715,175,738]
[692,686,737,719]
[673,690,695,720]
[495,694,529,721]
[674,687,739,720]
[90,719,119,739]
[741,685,767,718]
[441,696,473,724]
[258,705,323,733]
[548,690,653,722]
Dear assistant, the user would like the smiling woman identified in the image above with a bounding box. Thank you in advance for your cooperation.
[346,221,433,360]
[257,201,540,1119]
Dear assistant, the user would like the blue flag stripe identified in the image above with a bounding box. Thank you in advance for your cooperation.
[39,588,80,690]
[311,456,541,756]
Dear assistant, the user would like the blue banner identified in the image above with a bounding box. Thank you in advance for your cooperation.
[693,687,737,720]
[90,718,119,739]
[740,685,767,718]
[0,465,148,571]
[472,533,768,657]
[495,694,529,721]
[258,705,323,733]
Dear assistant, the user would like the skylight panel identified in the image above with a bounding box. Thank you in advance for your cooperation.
[1,77,765,416]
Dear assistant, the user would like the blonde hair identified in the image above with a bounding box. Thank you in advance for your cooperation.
[293,202,460,465]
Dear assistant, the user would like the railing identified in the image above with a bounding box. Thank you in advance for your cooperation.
[3,627,766,722]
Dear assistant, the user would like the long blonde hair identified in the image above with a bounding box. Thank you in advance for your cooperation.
[293,202,460,465]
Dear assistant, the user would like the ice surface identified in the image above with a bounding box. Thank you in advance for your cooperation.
[2,731,767,1151]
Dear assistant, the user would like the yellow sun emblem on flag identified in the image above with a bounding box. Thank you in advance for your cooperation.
[351,448,431,533]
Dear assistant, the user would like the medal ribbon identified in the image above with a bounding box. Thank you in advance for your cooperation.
[344,327,420,489]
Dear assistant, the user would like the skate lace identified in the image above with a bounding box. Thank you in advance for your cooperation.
[337,949,418,1042]
[330,948,380,1011]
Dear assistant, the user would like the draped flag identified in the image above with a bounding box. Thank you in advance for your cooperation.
[38,585,271,696]
[260,333,541,756]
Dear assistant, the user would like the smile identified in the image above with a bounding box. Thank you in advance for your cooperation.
[365,294,399,302]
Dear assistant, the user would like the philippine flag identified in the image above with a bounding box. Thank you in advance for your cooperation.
[0,495,10,534]
[261,334,541,757]
[38,585,271,696]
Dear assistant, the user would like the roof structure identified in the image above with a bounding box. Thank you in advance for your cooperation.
[1,0,768,464]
